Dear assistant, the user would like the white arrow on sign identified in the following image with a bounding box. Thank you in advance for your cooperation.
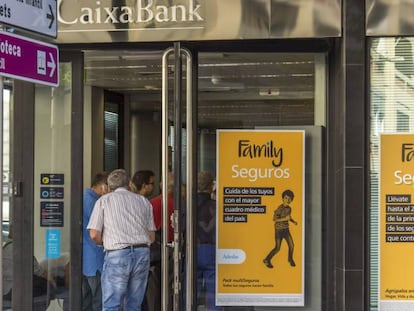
[33,4,55,30]
[46,5,55,29]
[47,53,56,78]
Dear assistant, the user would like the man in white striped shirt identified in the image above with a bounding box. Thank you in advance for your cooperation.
[88,169,156,311]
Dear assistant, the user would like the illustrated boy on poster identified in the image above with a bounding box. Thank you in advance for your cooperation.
[263,189,298,269]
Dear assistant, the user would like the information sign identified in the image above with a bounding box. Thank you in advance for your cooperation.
[40,187,64,199]
[41,173,65,185]
[46,229,61,258]
[0,32,59,87]
[41,202,64,227]
[0,0,57,38]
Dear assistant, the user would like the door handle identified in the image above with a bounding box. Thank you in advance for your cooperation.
[162,45,194,311]
[13,181,23,197]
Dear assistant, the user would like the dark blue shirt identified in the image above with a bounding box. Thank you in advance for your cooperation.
[197,192,216,245]
[82,188,104,276]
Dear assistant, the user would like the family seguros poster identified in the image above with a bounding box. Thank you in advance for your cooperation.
[216,130,305,306]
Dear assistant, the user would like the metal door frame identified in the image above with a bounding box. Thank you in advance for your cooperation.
[62,50,84,311]
[161,42,197,311]
[11,80,35,311]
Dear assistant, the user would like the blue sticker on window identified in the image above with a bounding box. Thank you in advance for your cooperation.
[45,229,61,259]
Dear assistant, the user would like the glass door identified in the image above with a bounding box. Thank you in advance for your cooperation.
[158,47,326,311]
[82,46,326,311]
[83,45,193,311]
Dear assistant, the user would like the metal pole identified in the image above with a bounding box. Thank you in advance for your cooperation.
[161,47,174,311]
[162,45,194,311]
[182,48,195,311]
[173,41,183,311]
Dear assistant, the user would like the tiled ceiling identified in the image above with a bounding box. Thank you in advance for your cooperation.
[84,50,317,128]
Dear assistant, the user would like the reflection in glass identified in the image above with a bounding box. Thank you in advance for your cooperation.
[34,63,72,310]
[2,85,12,310]
[370,37,414,311]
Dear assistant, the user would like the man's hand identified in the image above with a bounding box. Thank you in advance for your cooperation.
[149,231,155,243]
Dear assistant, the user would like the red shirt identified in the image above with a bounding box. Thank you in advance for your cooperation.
[150,193,174,241]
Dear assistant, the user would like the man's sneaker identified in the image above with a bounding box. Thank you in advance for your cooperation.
[263,259,273,269]
[289,259,296,267]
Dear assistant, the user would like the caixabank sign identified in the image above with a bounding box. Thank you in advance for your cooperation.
[58,0,204,26]
[56,0,341,43]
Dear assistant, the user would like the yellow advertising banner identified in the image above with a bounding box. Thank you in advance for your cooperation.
[379,134,414,311]
[216,129,305,306]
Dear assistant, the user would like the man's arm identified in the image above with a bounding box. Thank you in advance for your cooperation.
[89,229,103,245]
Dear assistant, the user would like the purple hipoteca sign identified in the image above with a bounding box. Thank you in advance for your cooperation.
[0,32,59,87]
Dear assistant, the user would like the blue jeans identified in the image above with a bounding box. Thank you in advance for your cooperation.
[101,247,150,311]
[197,245,220,311]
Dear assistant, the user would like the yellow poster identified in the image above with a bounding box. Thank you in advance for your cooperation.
[380,134,414,311]
[216,130,304,306]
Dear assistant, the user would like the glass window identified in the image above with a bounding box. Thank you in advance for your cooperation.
[104,92,124,171]
[2,85,11,238]
[370,37,414,311]
[196,53,325,311]
[34,63,72,310]
[2,81,13,310]
[104,107,120,171]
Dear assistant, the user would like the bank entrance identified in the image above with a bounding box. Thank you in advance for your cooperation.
[4,42,326,311]
[81,43,326,311]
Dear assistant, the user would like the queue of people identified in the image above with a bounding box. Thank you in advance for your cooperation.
[79,168,218,311]
[1,168,218,311]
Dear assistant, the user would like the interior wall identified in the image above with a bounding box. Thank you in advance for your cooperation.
[83,86,92,188]
[90,87,105,178]
[130,112,162,196]
[199,130,216,175]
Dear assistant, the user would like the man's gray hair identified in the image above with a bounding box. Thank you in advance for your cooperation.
[107,169,130,190]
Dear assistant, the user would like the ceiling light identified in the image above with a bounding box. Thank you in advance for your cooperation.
[259,89,280,96]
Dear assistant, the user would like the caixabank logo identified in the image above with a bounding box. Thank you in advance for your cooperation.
[58,0,204,26]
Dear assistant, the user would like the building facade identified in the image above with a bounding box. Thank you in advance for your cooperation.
[1,0,413,310]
